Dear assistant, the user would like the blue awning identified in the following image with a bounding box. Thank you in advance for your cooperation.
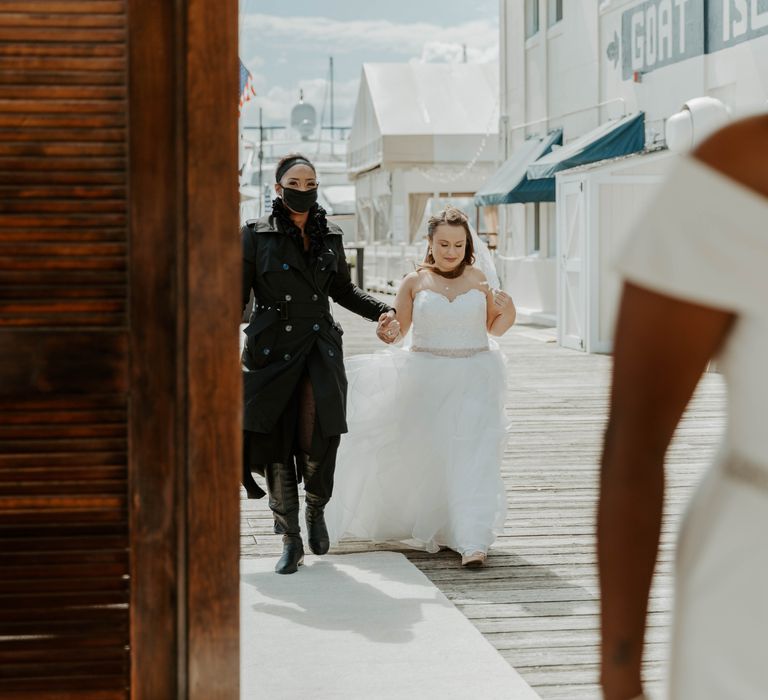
[474,129,563,206]
[526,112,645,181]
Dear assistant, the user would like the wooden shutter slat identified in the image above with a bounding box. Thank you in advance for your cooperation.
[0,421,125,436]
[0,536,127,553]
[0,483,126,499]
[0,290,124,304]
[0,114,125,128]
[0,562,128,582]
[0,242,126,255]
[0,393,125,408]
[0,677,128,694]
[0,43,125,58]
[0,689,125,700]
[0,169,125,186]
[0,14,126,29]
[0,131,125,143]
[0,57,125,71]
[0,512,127,525]
[0,641,126,662]
[0,28,126,43]
[0,2,126,14]
[0,100,126,114]
[0,272,127,286]
[0,71,124,86]
[0,144,126,157]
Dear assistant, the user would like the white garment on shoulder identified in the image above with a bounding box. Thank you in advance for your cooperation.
[617,154,768,316]
[616,154,768,700]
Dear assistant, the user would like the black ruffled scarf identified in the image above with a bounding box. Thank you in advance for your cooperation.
[271,198,329,259]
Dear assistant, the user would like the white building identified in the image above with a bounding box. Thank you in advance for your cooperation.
[348,63,499,246]
[488,0,768,343]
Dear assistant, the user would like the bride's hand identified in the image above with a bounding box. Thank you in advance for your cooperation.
[376,311,400,344]
[492,289,514,314]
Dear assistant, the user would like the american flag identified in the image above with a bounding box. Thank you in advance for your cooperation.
[239,58,257,112]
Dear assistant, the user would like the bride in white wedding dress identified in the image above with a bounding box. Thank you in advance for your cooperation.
[325,206,516,567]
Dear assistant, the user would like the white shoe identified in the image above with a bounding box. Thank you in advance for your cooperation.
[461,551,487,568]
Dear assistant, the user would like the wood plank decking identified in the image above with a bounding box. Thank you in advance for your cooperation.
[241,299,727,699]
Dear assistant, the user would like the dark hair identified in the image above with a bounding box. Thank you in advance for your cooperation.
[275,153,316,183]
[418,206,475,279]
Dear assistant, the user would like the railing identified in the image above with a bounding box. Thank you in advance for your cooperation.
[358,243,508,294]
[358,243,425,294]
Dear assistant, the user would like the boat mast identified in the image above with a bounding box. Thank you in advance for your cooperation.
[330,55,334,158]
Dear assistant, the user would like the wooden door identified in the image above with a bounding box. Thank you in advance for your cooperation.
[0,2,240,698]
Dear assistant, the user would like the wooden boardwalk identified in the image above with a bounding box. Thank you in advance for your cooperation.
[241,299,727,699]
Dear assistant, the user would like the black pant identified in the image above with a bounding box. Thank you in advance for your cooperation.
[242,370,341,502]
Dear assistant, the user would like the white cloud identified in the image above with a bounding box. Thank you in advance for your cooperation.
[243,55,264,70]
[239,13,499,127]
[240,13,498,60]
[415,41,499,65]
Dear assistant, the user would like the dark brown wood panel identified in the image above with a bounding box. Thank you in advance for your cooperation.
[0,396,128,697]
[0,1,130,697]
[0,1,125,11]
[127,0,181,695]
[0,332,127,392]
[1,0,240,696]
[185,0,240,696]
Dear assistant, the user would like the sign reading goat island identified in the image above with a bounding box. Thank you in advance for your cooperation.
[621,0,768,80]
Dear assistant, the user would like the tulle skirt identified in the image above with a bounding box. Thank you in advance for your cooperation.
[326,344,509,555]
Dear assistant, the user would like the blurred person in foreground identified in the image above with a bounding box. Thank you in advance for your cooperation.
[598,114,768,700]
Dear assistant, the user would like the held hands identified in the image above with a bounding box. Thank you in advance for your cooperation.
[376,310,400,344]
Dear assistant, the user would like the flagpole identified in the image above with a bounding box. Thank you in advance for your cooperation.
[258,107,264,216]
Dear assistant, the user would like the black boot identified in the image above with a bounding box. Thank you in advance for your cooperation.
[275,535,304,575]
[266,463,304,574]
[305,492,330,555]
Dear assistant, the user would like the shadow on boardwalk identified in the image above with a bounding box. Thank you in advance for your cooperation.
[241,299,726,699]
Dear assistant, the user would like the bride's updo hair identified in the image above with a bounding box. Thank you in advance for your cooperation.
[419,206,476,279]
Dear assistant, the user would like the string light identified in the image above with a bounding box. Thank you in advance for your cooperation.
[412,93,500,185]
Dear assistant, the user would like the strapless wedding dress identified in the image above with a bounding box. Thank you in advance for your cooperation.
[325,288,508,555]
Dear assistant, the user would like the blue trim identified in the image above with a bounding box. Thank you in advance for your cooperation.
[526,112,645,181]
[474,129,563,206]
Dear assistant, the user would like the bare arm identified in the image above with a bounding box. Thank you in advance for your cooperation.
[598,282,733,700]
[488,289,516,336]
[390,273,417,339]
[600,116,767,699]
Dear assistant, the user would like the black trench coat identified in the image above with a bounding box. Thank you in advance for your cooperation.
[241,208,392,440]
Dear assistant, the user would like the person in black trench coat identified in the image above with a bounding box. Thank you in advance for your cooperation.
[242,154,397,574]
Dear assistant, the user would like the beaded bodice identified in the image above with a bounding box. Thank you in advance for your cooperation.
[410,288,489,355]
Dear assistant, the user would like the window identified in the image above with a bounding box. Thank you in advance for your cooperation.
[548,0,563,26]
[527,203,557,257]
[526,203,541,255]
[544,203,557,257]
[525,0,540,39]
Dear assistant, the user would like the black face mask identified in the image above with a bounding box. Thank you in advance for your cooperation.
[280,186,318,213]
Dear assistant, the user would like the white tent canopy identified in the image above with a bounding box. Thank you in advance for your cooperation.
[348,63,499,173]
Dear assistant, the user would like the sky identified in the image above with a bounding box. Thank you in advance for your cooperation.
[238,0,499,130]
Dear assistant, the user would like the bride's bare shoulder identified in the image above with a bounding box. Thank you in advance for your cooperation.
[465,265,490,289]
[400,271,422,294]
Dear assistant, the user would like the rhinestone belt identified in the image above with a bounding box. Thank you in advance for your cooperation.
[410,346,489,358]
